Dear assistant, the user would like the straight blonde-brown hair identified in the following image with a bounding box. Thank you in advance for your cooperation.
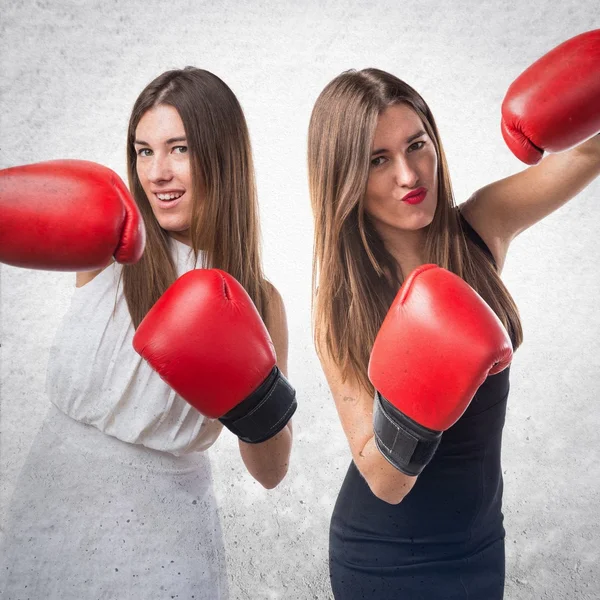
[123,67,267,327]
[309,68,523,394]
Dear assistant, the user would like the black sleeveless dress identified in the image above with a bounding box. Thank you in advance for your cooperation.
[329,215,509,599]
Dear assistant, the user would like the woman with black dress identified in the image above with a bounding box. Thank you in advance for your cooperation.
[307,31,600,600]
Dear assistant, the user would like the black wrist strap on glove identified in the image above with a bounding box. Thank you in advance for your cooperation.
[219,366,297,444]
[372,391,442,476]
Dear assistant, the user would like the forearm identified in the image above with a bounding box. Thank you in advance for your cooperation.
[238,421,293,489]
[572,132,600,161]
[75,261,113,288]
[533,137,600,212]
[469,133,600,244]
[354,436,417,504]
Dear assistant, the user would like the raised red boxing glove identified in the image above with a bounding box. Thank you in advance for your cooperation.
[0,159,145,270]
[133,269,296,444]
[368,264,513,475]
[501,29,600,164]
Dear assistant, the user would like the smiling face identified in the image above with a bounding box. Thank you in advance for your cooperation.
[364,103,438,239]
[134,104,199,244]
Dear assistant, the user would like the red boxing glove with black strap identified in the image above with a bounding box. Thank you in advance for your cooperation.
[0,159,145,270]
[501,29,600,165]
[133,269,297,444]
[368,265,513,476]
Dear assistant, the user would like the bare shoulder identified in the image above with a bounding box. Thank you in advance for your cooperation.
[263,281,289,376]
[460,138,600,271]
[75,261,114,288]
[264,281,286,318]
[263,281,288,335]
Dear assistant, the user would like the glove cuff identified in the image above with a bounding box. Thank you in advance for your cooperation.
[219,366,297,444]
[372,391,442,476]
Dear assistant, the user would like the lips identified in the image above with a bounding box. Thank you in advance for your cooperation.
[153,190,185,210]
[156,191,184,201]
[401,187,427,205]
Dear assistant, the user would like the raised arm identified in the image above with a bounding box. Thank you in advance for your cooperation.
[461,30,600,269]
[461,136,600,270]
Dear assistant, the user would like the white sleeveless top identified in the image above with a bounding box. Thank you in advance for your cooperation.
[46,238,223,456]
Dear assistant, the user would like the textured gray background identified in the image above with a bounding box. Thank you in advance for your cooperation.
[1,1,599,598]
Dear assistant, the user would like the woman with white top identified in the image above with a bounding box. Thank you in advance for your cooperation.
[0,66,294,600]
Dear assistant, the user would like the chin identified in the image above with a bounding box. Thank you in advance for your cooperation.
[151,211,189,233]
[162,223,191,235]
[154,219,189,236]
[405,204,437,229]
[397,211,435,232]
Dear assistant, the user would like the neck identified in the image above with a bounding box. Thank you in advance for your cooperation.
[168,229,192,247]
[379,226,429,280]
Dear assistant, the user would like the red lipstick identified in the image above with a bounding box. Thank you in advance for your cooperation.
[401,187,427,205]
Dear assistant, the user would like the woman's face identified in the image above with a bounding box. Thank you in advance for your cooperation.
[134,104,197,244]
[364,103,438,237]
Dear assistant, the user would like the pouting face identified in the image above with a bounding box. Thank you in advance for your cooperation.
[364,103,438,237]
[134,104,199,243]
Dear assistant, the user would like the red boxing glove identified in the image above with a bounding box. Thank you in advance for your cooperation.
[133,269,296,444]
[368,265,513,475]
[0,159,145,270]
[501,29,600,164]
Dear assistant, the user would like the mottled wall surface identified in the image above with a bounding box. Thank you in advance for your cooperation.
[1,1,599,598]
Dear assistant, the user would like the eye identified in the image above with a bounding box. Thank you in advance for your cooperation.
[407,140,426,153]
[136,148,152,157]
[173,145,188,154]
[370,156,386,167]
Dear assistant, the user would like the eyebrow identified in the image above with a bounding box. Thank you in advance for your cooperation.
[134,136,187,146]
[371,129,426,155]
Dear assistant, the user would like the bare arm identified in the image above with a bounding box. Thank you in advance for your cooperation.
[318,347,417,505]
[237,283,293,489]
[75,262,113,287]
[461,135,600,271]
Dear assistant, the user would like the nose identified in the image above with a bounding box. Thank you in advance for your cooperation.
[394,158,419,189]
[147,153,173,183]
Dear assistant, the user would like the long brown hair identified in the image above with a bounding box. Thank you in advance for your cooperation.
[123,67,267,327]
[309,68,523,393]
